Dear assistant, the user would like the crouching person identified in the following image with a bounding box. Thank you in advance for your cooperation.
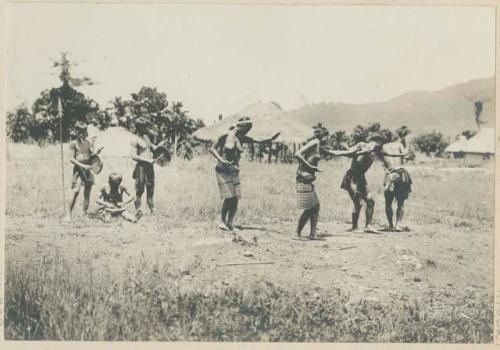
[96,172,137,223]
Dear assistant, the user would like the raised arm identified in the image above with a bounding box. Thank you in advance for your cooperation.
[150,139,168,151]
[209,135,231,165]
[120,186,135,206]
[240,132,280,144]
[295,140,320,171]
[323,143,363,157]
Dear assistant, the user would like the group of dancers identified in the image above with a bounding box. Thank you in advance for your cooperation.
[67,116,413,238]
[210,118,413,239]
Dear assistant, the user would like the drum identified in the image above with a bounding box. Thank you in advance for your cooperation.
[89,154,103,175]
[104,206,127,214]
[153,145,171,167]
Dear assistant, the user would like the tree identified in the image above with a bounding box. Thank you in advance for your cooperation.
[32,84,101,142]
[112,86,169,140]
[168,102,205,144]
[328,130,349,150]
[395,126,411,146]
[461,130,477,140]
[349,122,381,145]
[111,87,205,159]
[380,129,395,143]
[412,131,449,157]
[7,52,107,143]
[6,103,34,143]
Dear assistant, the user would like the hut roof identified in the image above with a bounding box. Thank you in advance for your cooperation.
[445,128,494,154]
[192,101,312,144]
[445,135,469,153]
[92,126,137,158]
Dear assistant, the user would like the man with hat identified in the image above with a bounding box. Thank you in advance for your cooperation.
[96,172,137,223]
[294,125,329,240]
[323,130,387,233]
[130,117,166,219]
[67,121,102,220]
[210,116,280,232]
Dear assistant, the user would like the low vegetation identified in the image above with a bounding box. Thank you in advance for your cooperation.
[5,143,494,342]
[5,254,493,342]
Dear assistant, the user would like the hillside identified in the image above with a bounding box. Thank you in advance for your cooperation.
[290,77,494,135]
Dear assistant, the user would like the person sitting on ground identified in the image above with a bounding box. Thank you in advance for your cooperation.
[96,172,137,223]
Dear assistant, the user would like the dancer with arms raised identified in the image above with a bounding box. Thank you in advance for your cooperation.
[294,125,330,240]
[210,117,279,232]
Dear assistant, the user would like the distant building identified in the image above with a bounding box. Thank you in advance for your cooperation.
[445,127,494,165]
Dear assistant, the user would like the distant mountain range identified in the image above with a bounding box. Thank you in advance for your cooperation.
[289,77,494,136]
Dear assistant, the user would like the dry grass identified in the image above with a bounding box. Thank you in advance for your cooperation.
[5,253,493,342]
[5,142,495,342]
[6,144,494,228]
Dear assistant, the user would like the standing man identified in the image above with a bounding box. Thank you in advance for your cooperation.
[294,126,329,240]
[323,131,386,233]
[380,137,413,231]
[210,117,279,232]
[130,117,166,219]
[67,121,101,220]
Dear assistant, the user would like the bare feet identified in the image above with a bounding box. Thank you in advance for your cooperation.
[64,213,72,222]
[135,210,143,221]
[346,227,364,233]
[218,222,231,231]
[364,226,382,234]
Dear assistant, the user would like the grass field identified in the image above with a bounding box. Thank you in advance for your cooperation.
[5,143,495,342]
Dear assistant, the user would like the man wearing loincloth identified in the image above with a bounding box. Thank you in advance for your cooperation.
[380,138,413,231]
[294,125,329,239]
[96,172,137,223]
[210,117,279,232]
[67,121,101,220]
[324,131,387,233]
[130,117,167,219]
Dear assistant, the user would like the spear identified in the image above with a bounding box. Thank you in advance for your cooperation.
[57,97,66,217]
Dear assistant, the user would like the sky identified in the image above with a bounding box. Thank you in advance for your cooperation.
[6,4,496,123]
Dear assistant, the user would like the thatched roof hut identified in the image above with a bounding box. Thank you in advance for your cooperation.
[445,135,469,154]
[445,128,494,155]
[192,101,312,145]
[445,127,494,163]
[91,126,137,158]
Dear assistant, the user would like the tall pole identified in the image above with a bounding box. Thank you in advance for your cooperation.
[58,97,66,217]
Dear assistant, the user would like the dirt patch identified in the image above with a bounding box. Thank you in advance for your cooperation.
[6,214,493,303]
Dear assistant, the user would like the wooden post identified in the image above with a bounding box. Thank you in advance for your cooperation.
[275,143,279,163]
[57,97,66,218]
[250,142,255,161]
[173,133,178,160]
[267,142,272,163]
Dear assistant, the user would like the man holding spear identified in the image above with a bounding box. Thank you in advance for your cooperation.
[66,121,102,220]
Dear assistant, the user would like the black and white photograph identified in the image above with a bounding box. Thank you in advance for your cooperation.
[2,2,497,346]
